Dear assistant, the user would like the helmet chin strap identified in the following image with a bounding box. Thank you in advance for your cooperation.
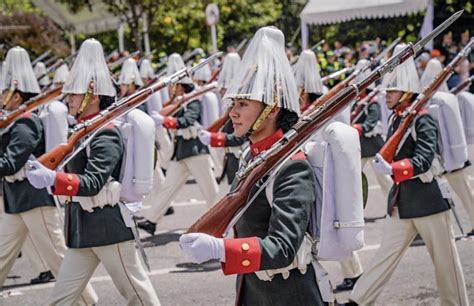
[243,96,279,139]
[77,82,94,118]
[3,81,18,109]
[393,91,413,112]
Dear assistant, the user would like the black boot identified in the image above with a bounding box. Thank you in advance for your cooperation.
[137,220,157,235]
[466,229,474,237]
[30,271,55,284]
[164,206,175,216]
[334,275,361,292]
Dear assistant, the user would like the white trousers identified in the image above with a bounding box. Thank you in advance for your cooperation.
[143,154,219,223]
[50,241,160,306]
[339,251,363,279]
[350,209,468,306]
[445,169,474,231]
[0,206,98,305]
[155,127,173,170]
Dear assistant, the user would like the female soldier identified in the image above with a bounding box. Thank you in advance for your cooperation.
[180,26,330,306]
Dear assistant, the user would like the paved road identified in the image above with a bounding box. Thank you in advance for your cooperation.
[2,166,473,305]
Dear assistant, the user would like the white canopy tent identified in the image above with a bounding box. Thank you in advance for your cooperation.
[31,0,124,53]
[300,0,431,50]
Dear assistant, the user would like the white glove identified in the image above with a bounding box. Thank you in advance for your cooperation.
[151,111,164,126]
[67,114,77,126]
[179,233,225,264]
[372,153,393,175]
[198,130,211,146]
[26,160,57,189]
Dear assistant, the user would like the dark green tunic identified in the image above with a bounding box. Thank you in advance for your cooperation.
[387,113,450,218]
[0,115,55,214]
[172,100,210,161]
[352,101,384,158]
[232,155,326,306]
[61,127,134,248]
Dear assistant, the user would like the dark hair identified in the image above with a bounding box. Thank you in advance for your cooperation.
[308,92,323,103]
[276,108,299,132]
[179,83,195,93]
[17,91,38,103]
[99,95,115,110]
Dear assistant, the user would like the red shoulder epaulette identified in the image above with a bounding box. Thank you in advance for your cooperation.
[291,151,307,161]
[418,109,429,116]
[20,112,33,119]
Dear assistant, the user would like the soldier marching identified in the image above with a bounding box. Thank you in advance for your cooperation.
[0,8,472,306]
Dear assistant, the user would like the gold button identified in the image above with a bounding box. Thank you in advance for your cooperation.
[253,148,259,154]
[403,170,409,175]
[241,243,250,251]
[241,260,250,267]
[67,174,73,181]
[66,185,73,191]
[400,161,405,167]
[217,142,222,146]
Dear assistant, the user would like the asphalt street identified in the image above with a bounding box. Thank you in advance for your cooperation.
[1,165,473,305]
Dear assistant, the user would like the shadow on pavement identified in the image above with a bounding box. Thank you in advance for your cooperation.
[172,260,221,273]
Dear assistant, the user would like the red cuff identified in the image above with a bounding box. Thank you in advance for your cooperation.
[210,132,226,147]
[53,172,80,196]
[163,117,178,129]
[353,124,363,136]
[221,237,261,275]
[391,158,414,183]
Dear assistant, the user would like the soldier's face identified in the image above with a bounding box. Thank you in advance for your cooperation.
[67,94,85,116]
[385,90,403,109]
[229,98,265,137]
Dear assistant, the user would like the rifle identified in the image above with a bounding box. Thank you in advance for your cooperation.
[379,38,472,163]
[321,67,354,84]
[108,50,141,71]
[37,52,222,170]
[289,39,325,65]
[186,11,463,237]
[450,75,473,95]
[159,82,218,116]
[350,88,380,123]
[105,49,118,62]
[32,49,52,66]
[207,108,231,133]
[303,37,401,115]
[36,59,64,82]
[44,55,59,67]
[0,85,63,129]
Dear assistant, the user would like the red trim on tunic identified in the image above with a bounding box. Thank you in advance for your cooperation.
[21,112,33,119]
[222,237,261,275]
[53,172,80,196]
[291,151,306,161]
[163,116,178,129]
[250,129,283,157]
[77,112,100,123]
[210,132,226,147]
[391,158,414,183]
[353,124,363,136]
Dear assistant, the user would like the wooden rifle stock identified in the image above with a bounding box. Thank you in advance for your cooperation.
[207,109,230,133]
[159,82,217,116]
[379,38,473,163]
[208,67,221,84]
[0,85,63,129]
[186,11,464,236]
[450,76,473,95]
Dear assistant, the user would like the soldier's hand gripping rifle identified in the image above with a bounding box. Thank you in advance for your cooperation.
[450,75,474,95]
[378,37,473,163]
[186,11,463,238]
[159,81,218,117]
[303,37,402,115]
[37,52,222,170]
[0,85,63,129]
